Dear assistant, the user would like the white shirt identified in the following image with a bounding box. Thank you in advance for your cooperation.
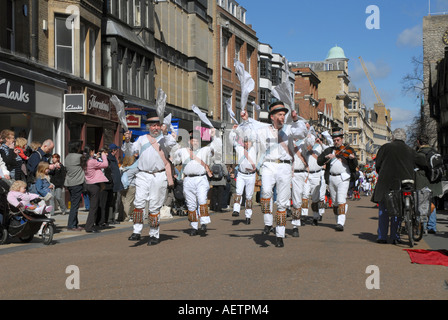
[122,134,176,173]
[173,137,222,176]
[229,130,257,173]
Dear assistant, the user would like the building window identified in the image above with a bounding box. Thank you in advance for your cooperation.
[260,58,271,79]
[222,35,229,68]
[246,48,252,72]
[348,116,357,127]
[134,0,141,26]
[6,0,15,52]
[235,41,241,62]
[103,43,112,88]
[55,16,74,74]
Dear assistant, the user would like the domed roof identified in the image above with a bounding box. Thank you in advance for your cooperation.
[326,45,347,60]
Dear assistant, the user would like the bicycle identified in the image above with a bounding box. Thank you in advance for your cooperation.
[399,179,424,247]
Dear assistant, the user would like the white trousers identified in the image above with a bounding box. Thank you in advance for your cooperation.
[329,174,350,226]
[233,172,256,218]
[183,175,211,229]
[291,172,309,227]
[133,171,167,238]
[261,163,292,238]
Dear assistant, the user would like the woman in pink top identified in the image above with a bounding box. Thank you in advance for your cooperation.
[83,145,109,233]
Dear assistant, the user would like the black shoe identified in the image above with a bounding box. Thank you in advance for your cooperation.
[427,229,436,234]
[147,236,159,246]
[335,224,344,232]
[246,218,251,225]
[300,218,306,226]
[262,225,273,235]
[312,219,318,226]
[377,239,387,244]
[128,233,141,241]
[275,237,284,247]
[292,228,299,237]
[232,211,239,217]
[86,228,100,233]
[190,229,198,236]
[319,215,323,221]
[392,239,403,245]
[201,224,207,236]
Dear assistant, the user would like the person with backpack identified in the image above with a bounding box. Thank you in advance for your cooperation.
[415,134,444,234]
[209,159,229,213]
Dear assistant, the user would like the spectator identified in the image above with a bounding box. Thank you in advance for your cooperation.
[26,139,57,193]
[0,129,21,181]
[120,155,139,221]
[415,134,443,234]
[372,128,425,244]
[84,145,109,233]
[64,140,87,231]
[15,137,29,180]
[35,161,54,205]
[105,143,124,224]
[49,153,67,215]
[209,160,229,212]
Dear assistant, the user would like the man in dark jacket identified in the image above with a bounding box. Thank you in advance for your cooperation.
[372,128,425,244]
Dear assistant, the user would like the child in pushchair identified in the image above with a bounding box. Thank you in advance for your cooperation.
[7,180,53,215]
[0,180,55,245]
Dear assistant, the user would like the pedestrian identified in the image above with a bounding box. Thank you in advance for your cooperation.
[229,127,257,224]
[26,139,57,193]
[120,155,139,222]
[371,128,424,244]
[83,145,109,233]
[49,153,68,215]
[173,128,222,236]
[0,129,21,181]
[35,162,54,222]
[317,127,358,232]
[415,134,443,234]
[239,101,308,247]
[64,140,86,231]
[123,109,176,245]
[209,159,229,213]
[105,143,123,225]
[14,137,29,180]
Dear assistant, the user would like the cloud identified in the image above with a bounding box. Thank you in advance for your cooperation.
[389,106,418,130]
[396,25,422,47]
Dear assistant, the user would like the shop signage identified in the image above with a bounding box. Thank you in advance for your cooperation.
[86,88,110,119]
[126,114,141,128]
[64,93,85,112]
[0,71,35,112]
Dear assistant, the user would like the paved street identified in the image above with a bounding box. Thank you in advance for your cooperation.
[0,196,447,302]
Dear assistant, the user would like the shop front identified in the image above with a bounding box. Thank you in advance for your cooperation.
[65,87,122,153]
[0,64,66,156]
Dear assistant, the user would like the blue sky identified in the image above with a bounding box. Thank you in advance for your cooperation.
[240,0,448,130]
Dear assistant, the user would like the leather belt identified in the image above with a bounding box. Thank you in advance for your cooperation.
[294,170,307,173]
[309,170,322,174]
[266,159,292,164]
[185,173,206,177]
[142,169,165,174]
[330,173,341,176]
[239,170,255,175]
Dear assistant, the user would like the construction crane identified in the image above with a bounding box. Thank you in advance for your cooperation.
[358,56,384,107]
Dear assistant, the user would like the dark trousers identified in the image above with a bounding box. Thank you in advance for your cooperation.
[67,184,83,228]
[210,185,225,211]
[85,183,101,231]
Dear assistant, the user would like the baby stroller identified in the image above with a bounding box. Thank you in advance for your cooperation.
[171,179,187,216]
[0,181,55,245]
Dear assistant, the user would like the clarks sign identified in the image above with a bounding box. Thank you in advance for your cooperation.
[0,72,35,112]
